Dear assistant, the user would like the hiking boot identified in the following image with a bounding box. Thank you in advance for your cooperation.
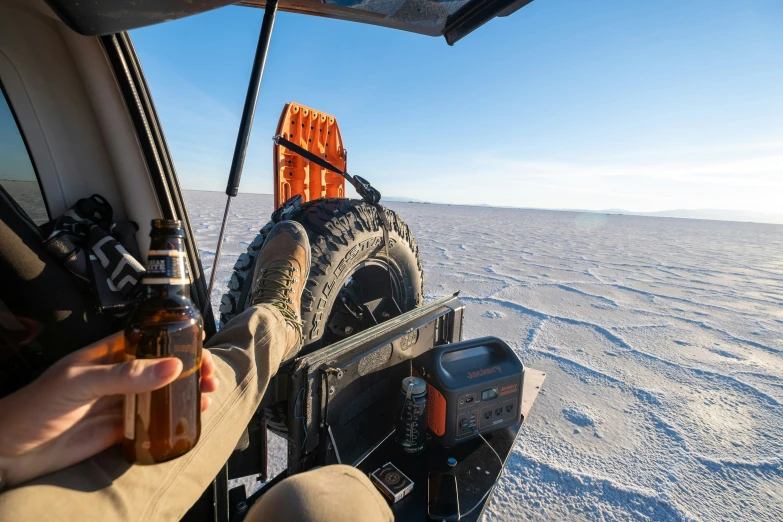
[249,221,311,360]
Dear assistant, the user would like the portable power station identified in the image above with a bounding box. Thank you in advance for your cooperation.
[414,337,524,447]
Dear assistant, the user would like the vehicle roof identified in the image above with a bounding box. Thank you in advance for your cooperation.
[45,0,533,45]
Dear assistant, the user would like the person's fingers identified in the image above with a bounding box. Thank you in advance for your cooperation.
[61,411,125,457]
[71,357,183,399]
[66,331,126,365]
[200,376,219,394]
[199,349,218,393]
[87,395,123,415]
[201,349,215,379]
[201,395,212,412]
[6,412,124,487]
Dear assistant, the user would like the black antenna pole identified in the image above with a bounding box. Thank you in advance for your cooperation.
[206,0,279,311]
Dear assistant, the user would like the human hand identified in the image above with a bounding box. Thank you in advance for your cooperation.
[0,332,218,488]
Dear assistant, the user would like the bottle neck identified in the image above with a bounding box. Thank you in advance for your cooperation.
[149,235,185,253]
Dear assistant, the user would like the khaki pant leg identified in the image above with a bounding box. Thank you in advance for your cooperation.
[0,304,287,522]
[246,465,393,522]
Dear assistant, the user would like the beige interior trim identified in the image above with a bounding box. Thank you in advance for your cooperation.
[0,0,162,254]
[59,26,162,253]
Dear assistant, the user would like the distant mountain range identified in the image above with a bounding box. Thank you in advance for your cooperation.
[381,196,426,203]
[180,189,782,226]
[594,208,783,225]
[382,196,783,225]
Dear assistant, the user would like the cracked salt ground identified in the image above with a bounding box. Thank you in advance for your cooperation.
[483,310,505,319]
[185,192,783,521]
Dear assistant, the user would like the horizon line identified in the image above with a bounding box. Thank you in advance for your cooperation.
[181,188,783,226]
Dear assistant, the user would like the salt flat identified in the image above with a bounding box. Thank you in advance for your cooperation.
[185,190,783,521]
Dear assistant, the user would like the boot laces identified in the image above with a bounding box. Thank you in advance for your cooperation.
[254,265,302,338]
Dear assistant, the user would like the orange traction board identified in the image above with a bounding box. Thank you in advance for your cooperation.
[273,102,346,209]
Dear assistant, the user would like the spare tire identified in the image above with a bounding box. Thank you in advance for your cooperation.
[219,198,424,436]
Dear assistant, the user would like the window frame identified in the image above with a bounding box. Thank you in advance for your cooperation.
[0,79,51,223]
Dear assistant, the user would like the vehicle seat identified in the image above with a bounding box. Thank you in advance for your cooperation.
[0,185,119,397]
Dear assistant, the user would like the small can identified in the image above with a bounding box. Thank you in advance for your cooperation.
[395,376,427,453]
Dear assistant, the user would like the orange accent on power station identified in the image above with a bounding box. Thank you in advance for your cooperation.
[412,368,447,436]
[425,382,447,436]
[273,102,346,209]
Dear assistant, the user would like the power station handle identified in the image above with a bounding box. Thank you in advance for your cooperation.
[436,337,505,356]
[432,337,511,376]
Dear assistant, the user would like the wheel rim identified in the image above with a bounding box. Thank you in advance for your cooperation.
[323,259,404,345]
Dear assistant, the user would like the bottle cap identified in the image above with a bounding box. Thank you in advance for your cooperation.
[400,377,426,395]
[150,219,184,237]
[151,219,183,229]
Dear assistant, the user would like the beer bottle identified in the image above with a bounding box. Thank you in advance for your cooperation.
[123,219,203,464]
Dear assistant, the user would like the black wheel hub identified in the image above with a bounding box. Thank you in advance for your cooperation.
[324,260,402,344]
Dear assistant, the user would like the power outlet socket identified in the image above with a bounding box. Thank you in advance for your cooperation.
[500,398,519,421]
[457,410,477,436]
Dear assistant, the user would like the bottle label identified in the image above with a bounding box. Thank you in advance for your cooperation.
[124,393,135,439]
[123,351,136,439]
[142,250,190,285]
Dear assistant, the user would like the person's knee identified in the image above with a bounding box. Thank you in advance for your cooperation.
[244,465,393,522]
[315,464,371,483]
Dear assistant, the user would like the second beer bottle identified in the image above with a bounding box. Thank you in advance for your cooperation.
[123,219,203,464]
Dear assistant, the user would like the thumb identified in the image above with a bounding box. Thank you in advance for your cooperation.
[75,358,184,399]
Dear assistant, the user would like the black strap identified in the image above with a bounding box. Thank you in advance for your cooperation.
[274,135,347,176]
[44,195,145,315]
[375,203,392,235]
[273,135,396,304]
[273,135,381,204]
[273,134,391,233]
[375,204,396,306]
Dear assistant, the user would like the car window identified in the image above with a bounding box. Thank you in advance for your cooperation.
[0,84,48,225]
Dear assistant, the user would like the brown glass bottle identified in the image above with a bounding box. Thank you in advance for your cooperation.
[123,219,203,464]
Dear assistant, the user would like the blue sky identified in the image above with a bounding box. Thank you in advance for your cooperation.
[0,89,36,181]
[131,0,783,213]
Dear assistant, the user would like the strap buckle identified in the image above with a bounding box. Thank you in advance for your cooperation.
[273,135,382,205]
